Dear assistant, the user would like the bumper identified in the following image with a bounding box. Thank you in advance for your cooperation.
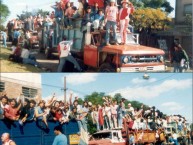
[118,65,166,72]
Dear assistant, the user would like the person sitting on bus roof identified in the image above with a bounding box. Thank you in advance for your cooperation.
[51,2,63,24]
[93,9,104,31]
[81,6,94,32]
[64,3,74,29]
[57,36,82,72]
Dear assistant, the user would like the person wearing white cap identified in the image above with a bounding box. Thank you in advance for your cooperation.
[126,103,135,116]
[119,0,134,45]
[105,0,119,46]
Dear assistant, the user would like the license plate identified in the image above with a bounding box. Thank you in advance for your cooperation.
[139,67,146,71]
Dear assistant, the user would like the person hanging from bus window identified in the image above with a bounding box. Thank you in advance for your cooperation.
[18,98,30,126]
[105,0,119,46]
[119,0,134,45]
[35,100,48,128]
[4,99,21,121]
[0,95,8,119]
[57,36,82,72]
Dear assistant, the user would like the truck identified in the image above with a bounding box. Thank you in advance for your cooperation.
[40,19,166,72]
[165,122,189,145]
[28,31,40,49]
[0,118,166,145]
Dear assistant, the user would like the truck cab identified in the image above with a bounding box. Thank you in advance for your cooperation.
[89,130,126,145]
[84,31,165,72]
[41,19,166,72]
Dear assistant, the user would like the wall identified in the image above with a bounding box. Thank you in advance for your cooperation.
[0,73,41,99]
[175,0,192,24]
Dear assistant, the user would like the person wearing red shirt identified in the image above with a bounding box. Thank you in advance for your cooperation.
[4,99,21,121]
[119,0,134,45]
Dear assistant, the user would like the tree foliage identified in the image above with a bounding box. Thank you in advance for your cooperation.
[0,1,10,24]
[132,8,172,32]
[129,0,174,13]
[17,9,49,21]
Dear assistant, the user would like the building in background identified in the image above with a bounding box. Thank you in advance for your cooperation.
[0,73,41,99]
[174,0,192,55]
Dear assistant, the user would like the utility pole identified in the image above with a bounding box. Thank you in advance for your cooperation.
[0,0,2,22]
[64,76,66,103]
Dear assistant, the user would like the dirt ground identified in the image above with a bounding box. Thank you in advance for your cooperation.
[35,52,59,72]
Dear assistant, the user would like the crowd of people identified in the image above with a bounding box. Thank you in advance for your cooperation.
[3,0,134,48]
[0,91,190,135]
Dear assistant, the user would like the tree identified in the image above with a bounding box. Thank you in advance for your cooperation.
[118,0,174,13]
[132,8,172,32]
[0,0,10,24]
[17,9,49,21]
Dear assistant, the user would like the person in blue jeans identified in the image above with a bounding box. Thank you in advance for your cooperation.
[105,0,119,45]
[57,37,82,72]
[117,102,123,128]
[0,30,7,48]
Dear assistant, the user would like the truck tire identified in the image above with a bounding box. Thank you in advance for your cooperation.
[45,48,51,59]
[99,63,116,72]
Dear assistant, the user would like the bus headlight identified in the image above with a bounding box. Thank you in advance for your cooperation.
[157,55,164,62]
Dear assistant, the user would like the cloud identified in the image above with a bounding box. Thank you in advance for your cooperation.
[131,77,157,84]
[109,79,192,100]
[65,73,98,85]
[16,2,26,6]
[161,102,184,111]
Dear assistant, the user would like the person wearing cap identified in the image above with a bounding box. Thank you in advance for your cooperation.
[126,103,135,116]
[105,0,119,46]
[52,126,67,145]
[57,36,82,72]
[119,0,134,45]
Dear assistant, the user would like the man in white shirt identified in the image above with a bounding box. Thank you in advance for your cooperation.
[57,37,82,72]
[126,103,135,116]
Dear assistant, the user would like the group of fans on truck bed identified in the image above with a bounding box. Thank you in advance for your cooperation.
[0,91,192,144]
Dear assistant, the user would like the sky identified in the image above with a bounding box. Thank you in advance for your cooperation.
[3,0,176,25]
[41,73,193,123]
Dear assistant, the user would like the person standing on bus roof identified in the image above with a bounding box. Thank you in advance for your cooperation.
[52,126,67,145]
[119,0,134,45]
[105,0,119,46]
[1,133,16,145]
